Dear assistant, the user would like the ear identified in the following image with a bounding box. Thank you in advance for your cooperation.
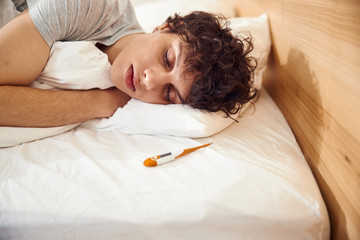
[152,23,169,33]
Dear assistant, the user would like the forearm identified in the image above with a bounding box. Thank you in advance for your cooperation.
[0,86,128,127]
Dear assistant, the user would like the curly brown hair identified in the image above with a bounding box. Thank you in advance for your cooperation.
[165,11,258,117]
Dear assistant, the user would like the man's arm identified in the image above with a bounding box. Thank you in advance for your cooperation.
[0,11,128,127]
[0,86,130,127]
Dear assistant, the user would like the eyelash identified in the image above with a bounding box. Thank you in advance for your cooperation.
[166,84,171,102]
[163,49,170,69]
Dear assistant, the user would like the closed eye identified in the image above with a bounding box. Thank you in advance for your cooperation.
[166,84,172,103]
[163,48,171,69]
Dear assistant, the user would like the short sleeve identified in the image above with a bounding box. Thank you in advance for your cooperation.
[27,0,143,47]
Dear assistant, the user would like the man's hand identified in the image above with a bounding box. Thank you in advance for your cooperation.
[98,87,131,118]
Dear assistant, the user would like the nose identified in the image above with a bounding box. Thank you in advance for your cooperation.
[143,68,169,90]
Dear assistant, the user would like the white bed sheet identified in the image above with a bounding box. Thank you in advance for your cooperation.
[0,90,330,240]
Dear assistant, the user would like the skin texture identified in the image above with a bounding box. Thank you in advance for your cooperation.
[0,12,192,127]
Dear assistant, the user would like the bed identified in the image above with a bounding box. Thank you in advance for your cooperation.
[0,0,336,239]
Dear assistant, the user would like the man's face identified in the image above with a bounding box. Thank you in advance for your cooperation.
[111,28,194,104]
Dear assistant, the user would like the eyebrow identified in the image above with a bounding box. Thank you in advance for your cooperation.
[174,42,186,104]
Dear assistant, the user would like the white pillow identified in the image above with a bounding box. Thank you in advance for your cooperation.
[229,14,271,89]
[0,14,271,148]
[80,99,238,138]
[133,0,236,32]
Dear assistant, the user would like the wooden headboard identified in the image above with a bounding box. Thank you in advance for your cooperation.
[222,0,360,239]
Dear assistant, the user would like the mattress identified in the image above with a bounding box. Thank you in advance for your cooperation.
[0,89,329,240]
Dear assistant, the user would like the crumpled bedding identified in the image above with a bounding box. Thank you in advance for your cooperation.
[0,90,330,240]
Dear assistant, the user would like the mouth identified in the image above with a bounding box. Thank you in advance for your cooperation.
[125,65,135,92]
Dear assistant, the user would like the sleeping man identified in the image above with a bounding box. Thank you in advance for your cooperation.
[0,0,257,127]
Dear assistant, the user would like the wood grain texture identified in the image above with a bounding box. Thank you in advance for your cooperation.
[222,0,360,239]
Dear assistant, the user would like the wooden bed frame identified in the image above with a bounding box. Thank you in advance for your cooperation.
[223,0,360,239]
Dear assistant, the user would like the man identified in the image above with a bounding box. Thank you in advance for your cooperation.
[0,0,257,127]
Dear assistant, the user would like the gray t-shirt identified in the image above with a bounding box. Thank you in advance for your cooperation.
[27,0,144,47]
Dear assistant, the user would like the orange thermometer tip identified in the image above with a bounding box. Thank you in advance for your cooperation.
[143,158,158,167]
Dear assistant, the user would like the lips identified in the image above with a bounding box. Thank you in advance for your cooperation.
[125,65,135,91]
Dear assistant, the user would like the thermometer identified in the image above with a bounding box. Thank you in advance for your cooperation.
[143,142,213,167]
